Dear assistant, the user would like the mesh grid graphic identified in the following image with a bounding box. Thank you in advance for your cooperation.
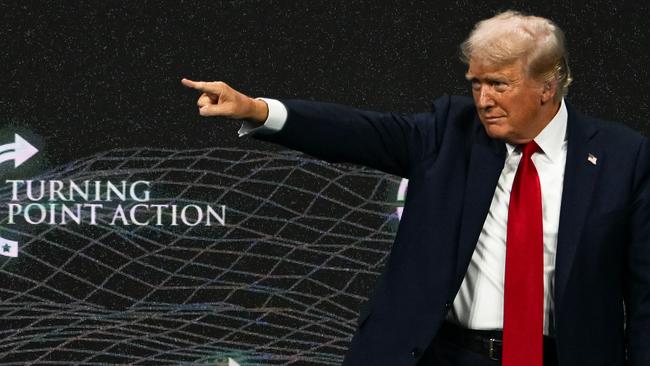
[0,147,400,365]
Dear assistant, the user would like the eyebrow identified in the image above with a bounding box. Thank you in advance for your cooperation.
[465,73,509,83]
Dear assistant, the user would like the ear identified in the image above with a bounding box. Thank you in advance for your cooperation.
[540,80,557,104]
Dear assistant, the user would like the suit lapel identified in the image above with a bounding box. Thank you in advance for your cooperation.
[455,121,506,282]
[555,104,600,307]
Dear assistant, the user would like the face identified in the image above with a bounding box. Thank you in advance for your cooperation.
[466,59,550,144]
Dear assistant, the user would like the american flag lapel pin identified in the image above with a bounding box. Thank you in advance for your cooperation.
[587,153,598,165]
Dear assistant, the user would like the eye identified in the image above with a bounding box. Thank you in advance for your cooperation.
[492,81,508,92]
[471,80,481,91]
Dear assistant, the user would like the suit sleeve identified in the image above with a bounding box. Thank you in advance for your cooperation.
[625,136,650,365]
[252,99,441,178]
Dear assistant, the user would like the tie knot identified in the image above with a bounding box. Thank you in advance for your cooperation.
[520,141,539,159]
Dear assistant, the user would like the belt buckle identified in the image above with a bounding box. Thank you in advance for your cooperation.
[487,338,502,361]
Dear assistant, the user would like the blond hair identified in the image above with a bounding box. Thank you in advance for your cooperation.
[461,10,572,99]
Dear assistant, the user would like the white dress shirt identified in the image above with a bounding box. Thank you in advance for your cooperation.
[242,98,568,336]
[447,100,568,336]
[238,98,287,137]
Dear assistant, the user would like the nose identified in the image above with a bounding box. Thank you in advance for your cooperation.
[476,86,495,110]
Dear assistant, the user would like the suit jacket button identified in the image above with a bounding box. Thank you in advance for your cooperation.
[411,347,421,358]
[445,302,452,310]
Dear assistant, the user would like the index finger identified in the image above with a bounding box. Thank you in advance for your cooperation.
[181,78,207,91]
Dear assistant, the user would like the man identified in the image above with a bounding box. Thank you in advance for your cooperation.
[182,11,649,366]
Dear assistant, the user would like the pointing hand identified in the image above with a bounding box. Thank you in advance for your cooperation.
[181,79,268,122]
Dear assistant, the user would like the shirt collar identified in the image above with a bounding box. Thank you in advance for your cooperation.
[505,99,568,162]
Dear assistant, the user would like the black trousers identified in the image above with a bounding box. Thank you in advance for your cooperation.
[417,332,559,366]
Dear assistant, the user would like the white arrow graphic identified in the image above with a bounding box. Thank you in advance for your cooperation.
[0,134,39,168]
[228,358,240,366]
[0,133,34,257]
[0,237,18,257]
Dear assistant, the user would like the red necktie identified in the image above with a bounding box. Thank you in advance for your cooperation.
[503,141,544,366]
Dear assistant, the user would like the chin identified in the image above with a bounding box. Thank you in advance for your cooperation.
[483,125,510,141]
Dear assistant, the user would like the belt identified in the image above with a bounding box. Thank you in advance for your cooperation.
[437,321,557,362]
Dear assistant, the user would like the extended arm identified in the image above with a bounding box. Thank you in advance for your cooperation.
[182,79,438,177]
[253,99,433,177]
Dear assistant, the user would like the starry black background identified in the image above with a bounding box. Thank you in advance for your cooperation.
[0,0,648,168]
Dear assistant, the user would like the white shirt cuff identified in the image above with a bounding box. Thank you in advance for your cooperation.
[238,98,288,137]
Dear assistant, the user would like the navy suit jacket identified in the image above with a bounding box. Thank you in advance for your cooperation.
[255,95,650,366]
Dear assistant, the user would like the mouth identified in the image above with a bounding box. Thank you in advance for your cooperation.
[483,116,505,123]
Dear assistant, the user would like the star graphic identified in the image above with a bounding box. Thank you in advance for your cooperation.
[2,244,10,252]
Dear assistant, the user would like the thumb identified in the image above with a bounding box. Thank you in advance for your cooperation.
[199,103,231,117]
